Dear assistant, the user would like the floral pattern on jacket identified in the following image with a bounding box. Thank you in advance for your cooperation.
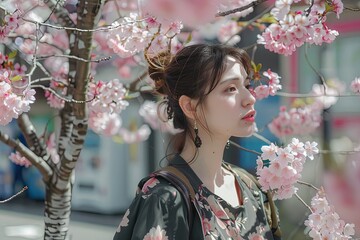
[113,154,279,240]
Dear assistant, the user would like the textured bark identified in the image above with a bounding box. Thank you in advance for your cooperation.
[42,1,105,239]
[18,114,51,162]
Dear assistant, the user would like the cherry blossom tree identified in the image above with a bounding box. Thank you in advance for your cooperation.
[0,0,359,239]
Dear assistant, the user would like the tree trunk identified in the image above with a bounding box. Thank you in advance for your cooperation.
[41,1,105,239]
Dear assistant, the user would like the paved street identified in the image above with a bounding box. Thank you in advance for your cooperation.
[0,209,116,240]
[0,197,122,240]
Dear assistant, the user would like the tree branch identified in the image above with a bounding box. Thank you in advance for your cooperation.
[45,0,76,34]
[0,186,28,203]
[216,0,269,17]
[297,180,320,191]
[295,192,313,213]
[229,140,262,155]
[18,114,48,158]
[36,54,111,63]
[276,92,359,98]
[0,130,53,181]
[22,17,145,33]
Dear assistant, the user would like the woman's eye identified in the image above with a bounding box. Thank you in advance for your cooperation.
[227,86,237,92]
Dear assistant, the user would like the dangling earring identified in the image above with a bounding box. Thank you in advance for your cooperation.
[194,121,202,148]
[226,139,231,149]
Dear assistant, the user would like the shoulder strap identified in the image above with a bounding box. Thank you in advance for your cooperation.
[153,166,195,229]
[224,163,282,239]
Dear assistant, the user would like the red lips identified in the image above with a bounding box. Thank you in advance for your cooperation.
[242,110,256,122]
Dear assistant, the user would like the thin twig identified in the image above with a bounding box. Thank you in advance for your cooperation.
[276,91,360,98]
[226,4,273,45]
[305,0,315,16]
[229,140,262,155]
[253,132,272,144]
[297,180,320,191]
[319,149,360,155]
[0,186,28,203]
[22,17,147,32]
[304,43,327,88]
[345,6,360,11]
[30,77,54,84]
[36,54,112,63]
[295,192,313,213]
[216,0,269,17]
[30,84,94,103]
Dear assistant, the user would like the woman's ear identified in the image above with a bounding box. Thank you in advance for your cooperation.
[179,95,196,120]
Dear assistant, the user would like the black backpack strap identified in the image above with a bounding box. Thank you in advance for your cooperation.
[153,166,196,231]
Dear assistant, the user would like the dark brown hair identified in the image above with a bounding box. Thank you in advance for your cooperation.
[148,43,252,153]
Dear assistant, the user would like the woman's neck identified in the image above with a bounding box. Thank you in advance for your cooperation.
[180,135,228,188]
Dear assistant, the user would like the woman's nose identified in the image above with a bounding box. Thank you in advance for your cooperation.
[241,88,256,107]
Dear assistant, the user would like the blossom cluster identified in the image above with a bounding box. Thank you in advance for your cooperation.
[87,79,128,135]
[138,100,182,135]
[107,12,183,58]
[257,0,343,56]
[268,80,345,138]
[305,189,355,239]
[9,151,32,167]
[253,69,282,100]
[268,104,322,138]
[0,10,21,43]
[87,79,129,114]
[256,138,319,200]
[0,71,36,126]
[350,77,360,94]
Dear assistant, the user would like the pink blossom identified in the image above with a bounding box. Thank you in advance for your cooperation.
[305,189,356,239]
[260,143,278,161]
[268,104,322,138]
[258,1,341,56]
[9,151,32,167]
[0,80,36,125]
[257,139,319,200]
[87,79,129,115]
[140,0,219,28]
[350,77,360,94]
[138,100,182,135]
[254,85,269,100]
[88,112,122,136]
[118,124,151,143]
[45,91,65,109]
[217,20,242,45]
[331,0,344,19]
[304,141,319,160]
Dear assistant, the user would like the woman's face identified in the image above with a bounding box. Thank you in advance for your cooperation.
[200,56,256,139]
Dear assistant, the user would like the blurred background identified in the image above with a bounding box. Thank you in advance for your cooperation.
[1,1,360,240]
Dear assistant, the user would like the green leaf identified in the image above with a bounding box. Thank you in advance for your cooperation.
[325,1,333,12]
[10,75,22,82]
[256,63,262,72]
[251,61,257,71]
[259,14,277,24]
[185,33,192,44]
[8,50,17,59]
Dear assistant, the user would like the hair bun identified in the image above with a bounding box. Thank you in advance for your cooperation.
[147,51,172,95]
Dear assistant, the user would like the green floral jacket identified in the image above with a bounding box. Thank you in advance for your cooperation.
[113,154,281,240]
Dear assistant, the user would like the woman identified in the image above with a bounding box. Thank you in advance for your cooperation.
[113,44,281,239]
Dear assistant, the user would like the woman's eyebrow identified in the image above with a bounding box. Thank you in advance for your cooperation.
[219,76,246,85]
